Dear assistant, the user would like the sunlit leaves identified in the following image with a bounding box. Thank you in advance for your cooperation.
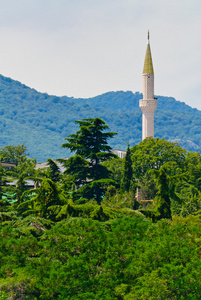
[1,216,201,298]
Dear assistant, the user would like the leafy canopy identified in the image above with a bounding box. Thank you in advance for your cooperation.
[0,144,28,165]
[131,137,186,179]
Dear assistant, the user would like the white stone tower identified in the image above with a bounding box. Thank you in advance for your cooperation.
[139,31,157,140]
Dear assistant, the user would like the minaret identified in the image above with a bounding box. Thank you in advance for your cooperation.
[139,31,157,140]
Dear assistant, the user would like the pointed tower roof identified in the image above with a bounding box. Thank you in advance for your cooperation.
[143,31,154,74]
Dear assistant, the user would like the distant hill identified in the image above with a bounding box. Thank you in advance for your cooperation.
[0,74,200,161]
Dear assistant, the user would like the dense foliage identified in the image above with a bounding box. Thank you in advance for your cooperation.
[0,74,201,161]
[1,215,201,300]
[1,118,201,299]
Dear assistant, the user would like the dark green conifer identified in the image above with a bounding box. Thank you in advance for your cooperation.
[46,158,61,183]
[61,118,117,204]
[62,118,117,181]
[120,142,133,193]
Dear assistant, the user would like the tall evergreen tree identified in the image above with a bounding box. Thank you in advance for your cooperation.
[46,158,61,183]
[62,118,117,181]
[61,118,117,203]
[63,155,89,187]
[120,143,133,192]
[141,162,183,221]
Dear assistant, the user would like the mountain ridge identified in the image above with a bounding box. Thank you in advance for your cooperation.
[0,74,200,161]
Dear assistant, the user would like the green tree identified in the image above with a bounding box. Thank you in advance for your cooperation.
[131,137,186,179]
[140,163,182,221]
[0,144,28,166]
[62,155,89,188]
[131,137,187,202]
[102,157,123,185]
[34,178,65,218]
[76,178,117,205]
[120,143,133,192]
[153,164,174,220]
[46,158,61,183]
[9,158,36,203]
[184,152,201,191]
[138,171,157,200]
[1,147,36,206]
[17,178,67,219]
[62,118,117,181]
[0,164,7,200]
[61,118,117,204]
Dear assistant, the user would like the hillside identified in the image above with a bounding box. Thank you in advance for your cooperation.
[0,74,201,161]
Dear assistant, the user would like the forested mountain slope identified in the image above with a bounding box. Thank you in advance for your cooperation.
[0,74,200,161]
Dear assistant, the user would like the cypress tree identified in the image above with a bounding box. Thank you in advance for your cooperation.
[120,143,133,192]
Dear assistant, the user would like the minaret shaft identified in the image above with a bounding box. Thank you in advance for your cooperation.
[139,32,157,140]
[142,73,154,99]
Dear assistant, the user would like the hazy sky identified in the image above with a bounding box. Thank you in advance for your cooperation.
[0,0,201,109]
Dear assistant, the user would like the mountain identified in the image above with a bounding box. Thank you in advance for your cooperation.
[0,74,200,161]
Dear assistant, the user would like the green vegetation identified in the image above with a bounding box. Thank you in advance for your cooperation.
[1,215,201,300]
[120,143,133,193]
[0,74,201,161]
[1,119,201,299]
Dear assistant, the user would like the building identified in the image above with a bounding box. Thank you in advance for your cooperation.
[139,31,157,140]
[1,162,16,168]
[111,149,126,159]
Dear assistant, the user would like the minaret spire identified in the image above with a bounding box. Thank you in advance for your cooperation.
[143,32,154,74]
[139,32,157,140]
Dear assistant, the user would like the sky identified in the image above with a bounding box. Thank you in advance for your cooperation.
[0,0,201,109]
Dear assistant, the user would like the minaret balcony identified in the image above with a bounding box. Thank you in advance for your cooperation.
[139,99,157,110]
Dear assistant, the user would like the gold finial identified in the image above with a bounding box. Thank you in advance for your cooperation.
[143,31,154,74]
